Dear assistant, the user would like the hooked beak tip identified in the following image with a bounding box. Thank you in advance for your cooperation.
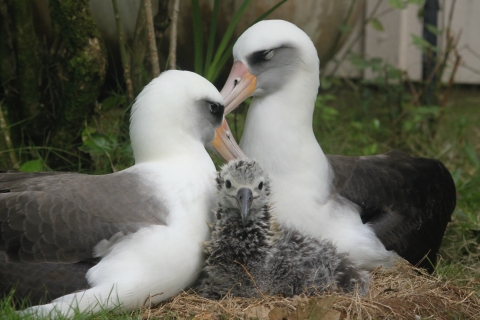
[211,117,247,162]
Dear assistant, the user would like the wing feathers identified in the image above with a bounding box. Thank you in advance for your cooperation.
[328,150,455,271]
[0,252,91,304]
[0,170,168,263]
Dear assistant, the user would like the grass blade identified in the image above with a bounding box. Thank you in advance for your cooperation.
[211,43,235,81]
[191,0,204,74]
[204,0,220,74]
[207,0,252,80]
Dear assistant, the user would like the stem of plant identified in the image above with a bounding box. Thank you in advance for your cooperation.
[144,0,160,77]
[441,53,461,107]
[0,100,18,167]
[112,0,134,103]
[326,0,383,78]
[169,0,180,70]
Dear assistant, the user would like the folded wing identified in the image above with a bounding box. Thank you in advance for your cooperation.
[0,170,167,264]
[327,150,456,270]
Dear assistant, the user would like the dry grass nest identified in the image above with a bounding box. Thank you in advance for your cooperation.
[142,260,480,320]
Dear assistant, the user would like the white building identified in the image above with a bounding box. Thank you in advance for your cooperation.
[326,0,480,84]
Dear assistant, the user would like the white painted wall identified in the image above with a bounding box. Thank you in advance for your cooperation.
[325,0,480,84]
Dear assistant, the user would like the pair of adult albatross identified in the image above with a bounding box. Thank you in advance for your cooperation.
[0,71,242,316]
[218,20,456,272]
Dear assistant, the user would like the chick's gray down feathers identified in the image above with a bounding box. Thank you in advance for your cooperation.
[198,160,369,298]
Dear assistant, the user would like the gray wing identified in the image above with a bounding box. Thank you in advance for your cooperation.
[0,252,91,304]
[327,150,456,271]
[0,170,167,263]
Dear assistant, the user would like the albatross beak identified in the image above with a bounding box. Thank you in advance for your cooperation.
[236,188,253,226]
[211,117,247,161]
[220,61,257,114]
[212,61,255,161]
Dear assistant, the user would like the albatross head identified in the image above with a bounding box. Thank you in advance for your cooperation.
[221,20,320,114]
[129,70,242,163]
[216,160,270,226]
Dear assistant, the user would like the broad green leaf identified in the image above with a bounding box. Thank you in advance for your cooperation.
[101,95,126,111]
[20,159,44,172]
[79,133,113,155]
[369,19,384,31]
[362,143,378,155]
[81,127,97,142]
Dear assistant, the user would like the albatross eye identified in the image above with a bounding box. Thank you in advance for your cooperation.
[225,180,232,189]
[264,49,274,60]
[258,181,263,190]
[209,102,224,115]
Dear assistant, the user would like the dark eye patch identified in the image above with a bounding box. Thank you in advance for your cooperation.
[248,50,274,66]
[209,102,224,115]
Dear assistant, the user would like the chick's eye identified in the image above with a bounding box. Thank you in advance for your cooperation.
[264,49,274,60]
[258,181,263,190]
[225,180,231,189]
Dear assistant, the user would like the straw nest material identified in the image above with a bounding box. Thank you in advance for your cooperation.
[142,259,480,319]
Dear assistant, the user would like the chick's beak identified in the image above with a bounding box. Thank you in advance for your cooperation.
[211,117,247,161]
[236,188,253,226]
[220,61,257,114]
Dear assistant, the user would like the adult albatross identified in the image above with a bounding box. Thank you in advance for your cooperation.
[0,70,240,317]
[218,20,456,272]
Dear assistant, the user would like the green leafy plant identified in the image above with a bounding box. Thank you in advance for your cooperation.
[78,93,133,174]
[79,126,133,174]
[19,159,44,172]
[191,0,287,82]
[324,0,466,140]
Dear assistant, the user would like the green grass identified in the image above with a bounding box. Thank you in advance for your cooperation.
[0,293,144,320]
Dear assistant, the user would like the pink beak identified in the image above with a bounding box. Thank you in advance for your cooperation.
[212,60,257,162]
[220,61,257,114]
